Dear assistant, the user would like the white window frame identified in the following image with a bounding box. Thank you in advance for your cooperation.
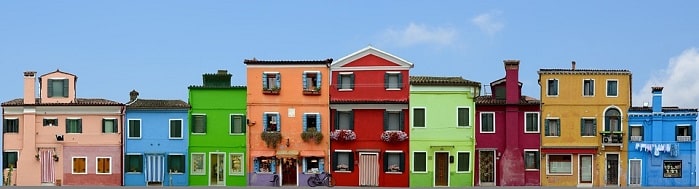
[479,112,495,133]
[169,119,184,139]
[524,149,540,171]
[603,107,623,132]
[338,72,354,91]
[411,151,428,173]
[229,153,245,176]
[3,117,19,133]
[456,106,471,128]
[334,150,352,173]
[303,112,321,132]
[127,119,142,139]
[385,71,401,91]
[581,117,596,137]
[628,159,642,186]
[384,150,404,174]
[412,107,427,128]
[125,153,143,174]
[263,112,281,132]
[606,79,619,97]
[190,152,206,175]
[524,112,540,133]
[191,113,207,135]
[547,78,559,97]
[545,117,561,137]
[582,79,595,97]
[455,151,471,173]
[546,154,573,175]
[71,156,88,174]
[229,114,245,135]
[578,154,594,185]
[303,71,321,91]
[96,156,112,175]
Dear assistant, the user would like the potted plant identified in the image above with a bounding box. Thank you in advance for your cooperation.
[381,131,409,143]
[261,131,282,148]
[53,154,59,161]
[336,164,349,171]
[301,127,323,144]
[330,130,357,142]
[264,87,281,94]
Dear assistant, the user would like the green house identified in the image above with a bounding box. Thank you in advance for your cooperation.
[188,70,247,186]
[409,76,480,187]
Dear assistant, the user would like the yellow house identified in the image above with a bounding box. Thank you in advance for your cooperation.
[538,62,631,187]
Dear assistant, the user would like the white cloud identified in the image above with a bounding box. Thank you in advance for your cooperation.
[380,22,457,47]
[471,10,504,36]
[634,48,699,107]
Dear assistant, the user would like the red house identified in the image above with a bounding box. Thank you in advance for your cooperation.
[474,60,541,186]
[329,46,413,187]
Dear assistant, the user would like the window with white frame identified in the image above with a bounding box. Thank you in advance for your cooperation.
[547,155,572,174]
[384,111,403,131]
[581,118,596,136]
[125,154,143,173]
[412,108,425,128]
[170,119,183,139]
[168,154,185,173]
[304,157,324,173]
[127,119,141,138]
[457,107,470,127]
[263,72,281,91]
[190,153,206,175]
[630,125,643,141]
[66,118,82,133]
[337,73,354,90]
[384,72,402,89]
[412,151,427,173]
[254,157,276,173]
[583,79,594,96]
[304,113,320,132]
[457,152,470,172]
[525,112,539,133]
[384,152,404,173]
[547,79,559,96]
[607,80,618,97]
[480,112,495,133]
[524,150,540,170]
[96,157,111,174]
[676,125,691,142]
[333,151,352,171]
[545,119,560,136]
[230,114,245,134]
[629,159,642,185]
[192,115,207,134]
[303,72,321,91]
[605,108,621,132]
[264,113,281,132]
[229,153,244,175]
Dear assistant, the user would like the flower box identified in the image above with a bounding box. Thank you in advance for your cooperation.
[330,130,357,142]
[261,131,282,148]
[381,131,408,143]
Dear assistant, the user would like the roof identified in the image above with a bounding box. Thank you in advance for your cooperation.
[538,69,631,75]
[188,85,247,89]
[2,98,123,106]
[126,99,190,109]
[38,69,78,79]
[410,76,480,87]
[475,95,541,105]
[490,77,522,86]
[243,58,333,65]
[629,106,698,112]
[331,46,414,68]
[330,99,409,104]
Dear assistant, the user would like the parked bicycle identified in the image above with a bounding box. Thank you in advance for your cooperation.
[269,174,279,187]
[307,172,335,187]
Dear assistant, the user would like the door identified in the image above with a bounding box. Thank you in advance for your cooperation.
[281,158,297,186]
[629,159,641,186]
[606,154,619,186]
[359,153,379,186]
[479,150,495,186]
[145,154,164,186]
[39,149,55,185]
[579,155,593,185]
[210,153,225,186]
[435,152,449,186]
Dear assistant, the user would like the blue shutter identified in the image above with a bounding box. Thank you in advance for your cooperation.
[319,159,325,173]
[317,72,322,89]
[316,114,321,131]
[48,80,54,97]
[262,73,268,89]
[384,73,389,89]
[276,114,281,131]
[302,73,308,90]
[349,74,355,89]
[302,158,307,173]
[263,114,268,131]
[271,159,277,173]
[349,111,354,130]
[275,73,281,89]
[303,115,308,131]
[254,158,260,172]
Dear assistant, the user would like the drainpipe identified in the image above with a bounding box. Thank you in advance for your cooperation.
[120,105,125,186]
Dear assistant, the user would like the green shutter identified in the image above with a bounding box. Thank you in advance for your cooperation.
[544,119,549,136]
[336,74,342,89]
[78,119,82,133]
[580,119,584,136]
[592,119,597,135]
[48,80,54,97]
[241,115,247,133]
[62,79,68,97]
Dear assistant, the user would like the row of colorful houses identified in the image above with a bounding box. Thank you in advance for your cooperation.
[2,46,696,187]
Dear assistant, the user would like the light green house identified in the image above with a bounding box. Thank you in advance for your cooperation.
[409,76,480,187]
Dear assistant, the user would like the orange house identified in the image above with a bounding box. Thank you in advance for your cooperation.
[245,59,332,187]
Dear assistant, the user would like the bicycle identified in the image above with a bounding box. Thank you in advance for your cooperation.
[307,172,335,187]
[269,174,279,187]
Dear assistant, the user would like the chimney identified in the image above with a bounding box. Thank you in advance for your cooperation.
[504,60,520,104]
[651,86,664,112]
[203,70,232,87]
[23,71,37,104]
[571,61,576,70]
[217,70,228,75]
[129,90,139,102]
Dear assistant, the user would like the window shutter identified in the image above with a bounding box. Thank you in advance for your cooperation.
[399,152,405,171]
[276,114,281,131]
[348,152,354,171]
[303,115,308,131]
[592,119,597,135]
[605,116,610,131]
[544,119,549,135]
[383,111,389,131]
[102,119,106,133]
[48,80,54,97]
[317,72,322,89]
[271,159,277,173]
[349,74,355,89]
[302,157,307,173]
[62,79,68,97]
[316,114,321,131]
[399,111,405,131]
[241,115,247,133]
[254,158,260,172]
[580,119,584,135]
[302,73,308,90]
[319,158,325,173]
[590,80,594,95]
[334,111,339,130]
[398,73,403,89]
[202,115,207,133]
[556,120,560,136]
[263,114,268,131]
[332,152,338,171]
[383,153,389,172]
[275,73,281,89]
[349,111,355,130]
[336,74,342,89]
[384,73,389,89]
[262,73,268,89]
[640,126,644,138]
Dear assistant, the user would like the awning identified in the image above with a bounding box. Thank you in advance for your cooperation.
[250,150,276,157]
[541,147,597,154]
[300,150,325,157]
[276,150,299,158]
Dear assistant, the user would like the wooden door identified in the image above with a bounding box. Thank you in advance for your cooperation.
[435,152,449,186]
[606,154,618,185]
[359,153,378,186]
[282,158,297,186]
[479,150,495,186]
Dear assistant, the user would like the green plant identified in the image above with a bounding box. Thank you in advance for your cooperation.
[261,131,282,148]
[301,127,323,144]
[4,164,13,186]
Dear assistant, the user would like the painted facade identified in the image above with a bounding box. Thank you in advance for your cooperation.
[538,62,631,187]
[187,70,247,186]
[627,87,697,186]
[124,90,190,186]
[2,70,124,186]
[245,59,332,187]
[474,60,541,186]
[409,76,480,187]
[329,46,412,187]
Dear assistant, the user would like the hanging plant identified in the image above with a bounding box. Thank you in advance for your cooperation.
[53,154,59,162]
[381,131,408,143]
[261,131,282,148]
[301,127,323,144]
[330,130,357,142]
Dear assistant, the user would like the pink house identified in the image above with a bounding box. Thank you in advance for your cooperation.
[2,70,124,186]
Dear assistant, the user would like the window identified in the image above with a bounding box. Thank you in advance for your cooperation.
[480,112,495,133]
[3,118,19,133]
[230,115,245,134]
[630,126,643,141]
[384,152,404,173]
[412,152,427,173]
[191,153,206,175]
[229,153,244,175]
[607,80,618,97]
[3,152,18,169]
[169,119,183,139]
[605,109,621,132]
[581,118,596,136]
[48,79,68,97]
[547,79,559,96]
[102,118,117,133]
[384,72,402,89]
[66,118,82,133]
[457,152,470,172]
[168,155,185,174]
[304,157,324,173]
[304,114,320,132]
[337,73,354,90]
[333,151,352,171]
[663,160,682,178]
[676,125,691,142]
[125,154,143,173]
[629,159,642,185]
[525,112,539,133]
[264,113,280,132]
[96,157,111,174]
[547,155,572,174]
[303,72,321,91]
[412,108,425,128]
[255,157,276,173]
[524,150,540,170]
[335,111,354,130]
[43,118,58,127]
[192,115,207,134]
[457,108,470,127]
[72,157,86,174]
[583,79,594,96]
[545,119,560,136]
[127,119,141,138]
[384,111,404,131]
[262,73,281,90]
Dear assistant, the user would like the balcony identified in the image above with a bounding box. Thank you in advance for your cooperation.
[630,136,643,142]
[302,88,321,95]
[600,132,623,146]
[677,136,692,142]
[263,88,280,95]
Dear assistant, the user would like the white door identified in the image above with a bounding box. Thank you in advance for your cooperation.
[579,155,593,185]
[210,153,226,186]
[629,159,641,186]
[359,153,378,186]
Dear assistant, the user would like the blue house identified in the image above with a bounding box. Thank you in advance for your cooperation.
[627,86,698,187]
[124,90,191,186]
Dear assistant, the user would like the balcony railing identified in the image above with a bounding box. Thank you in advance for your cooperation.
[630,136,643,142]
[600,132,623,146]
[677,136,692,142]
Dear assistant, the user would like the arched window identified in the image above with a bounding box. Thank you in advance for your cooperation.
[605,108,621,132]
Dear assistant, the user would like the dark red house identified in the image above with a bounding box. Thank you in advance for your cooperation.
[474,60,541,186]
[329,46,412,187]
